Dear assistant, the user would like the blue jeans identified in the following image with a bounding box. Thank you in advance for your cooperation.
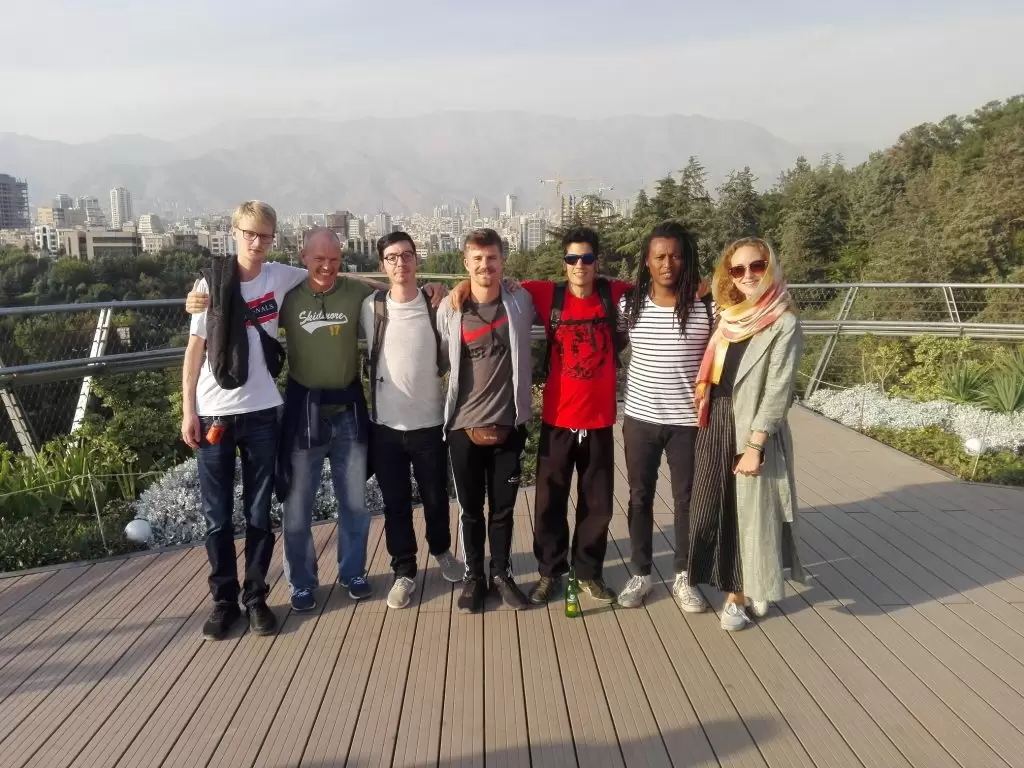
[196,407,278,606]
[283,407,369,590]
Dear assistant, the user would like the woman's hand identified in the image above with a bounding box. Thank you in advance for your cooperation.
[733,447,763,477]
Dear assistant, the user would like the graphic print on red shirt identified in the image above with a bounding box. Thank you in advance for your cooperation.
[523,279,633,430]
[244,291,279,326]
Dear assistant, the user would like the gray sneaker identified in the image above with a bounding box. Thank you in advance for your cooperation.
[671,572,707,613]
[721,600,751,631]
[747,598,769,618]
[433,550,465,583]
[387,577,416,610]
[617,574,653,608]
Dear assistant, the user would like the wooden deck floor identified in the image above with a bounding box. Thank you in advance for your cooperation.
[1,406,1023,767]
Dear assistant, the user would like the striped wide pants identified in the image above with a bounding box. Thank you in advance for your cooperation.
[687,395,743,594]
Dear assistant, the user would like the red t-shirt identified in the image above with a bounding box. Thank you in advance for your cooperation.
[523,279,634,429]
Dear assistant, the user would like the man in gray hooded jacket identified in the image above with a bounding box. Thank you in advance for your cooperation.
[436,228,536,614]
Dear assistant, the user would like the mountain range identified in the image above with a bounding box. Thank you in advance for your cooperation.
[0,112,870,217]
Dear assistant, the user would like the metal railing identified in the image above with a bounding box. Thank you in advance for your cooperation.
[2,281,1023,454]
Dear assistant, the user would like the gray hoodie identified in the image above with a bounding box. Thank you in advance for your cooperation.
[436,285,535,433]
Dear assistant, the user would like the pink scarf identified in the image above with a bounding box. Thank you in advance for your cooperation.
[694,246,791,427]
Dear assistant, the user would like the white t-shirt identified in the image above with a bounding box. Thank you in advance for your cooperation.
[189,262,307,417]
[360,290,445,431]
[619,294,714,426]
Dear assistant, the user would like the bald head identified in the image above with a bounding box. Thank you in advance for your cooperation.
[302,226,342,292]
[303,226,341,253]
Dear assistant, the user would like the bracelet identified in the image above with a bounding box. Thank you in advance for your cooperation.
[745,441,764,453]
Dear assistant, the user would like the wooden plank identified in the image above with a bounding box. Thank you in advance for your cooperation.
[0,571,57,619]
[65,541,245,768]
[0,555,161,720]
[799,543,1017,768]
[299,518,393,767]
[602,515,717,768]
[483,611,531,768]
[205,527,344,768]
[606,498,767,768]
[438,596,484,767]
[0,566,97,642]
[515,492,577,768]
[6,549,206,768]
[798,518,906,607]
[111,541,293,768]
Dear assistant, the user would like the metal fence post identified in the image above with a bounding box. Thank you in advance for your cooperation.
[0,354,37,457]
[806,286,858,398]
[71,307,114,433]
[943,285,961,324]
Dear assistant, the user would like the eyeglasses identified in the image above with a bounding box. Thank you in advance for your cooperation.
[728,260,768,279]
[239,229,275,244]
[564,253,596,266]
[382,250,417,265]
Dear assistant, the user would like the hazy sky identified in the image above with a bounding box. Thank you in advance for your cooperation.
[3,0,1022,147]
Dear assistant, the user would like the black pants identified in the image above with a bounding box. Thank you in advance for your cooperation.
[447,426,526,580]
[532,424,614,580]
[371,424,453,578]
[195,408,277,606]
[622,415,697,576]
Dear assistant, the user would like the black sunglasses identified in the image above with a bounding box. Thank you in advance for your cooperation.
[564,253,597,266]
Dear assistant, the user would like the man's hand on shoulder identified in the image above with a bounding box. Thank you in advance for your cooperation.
[697,278,711,299]
[449,279,471,311]
[503,278,521,293]
[422,282,448,308]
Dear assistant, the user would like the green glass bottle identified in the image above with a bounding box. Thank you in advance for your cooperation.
[565,568,582,618]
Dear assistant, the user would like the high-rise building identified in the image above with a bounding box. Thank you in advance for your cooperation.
[35,224,61,254]
[374,212,392,237]
[137,213,165,234]
[53,194,73,211]
[110,187,133,229]
[36,207,67,228]
[0,174,30,229]
[523,219,546,251]
[325,210,350,240]
[75,196,106,228]
[560,194,576,226]
[505,193,518,218]
[347,218,365,240]
[469,197,480,225]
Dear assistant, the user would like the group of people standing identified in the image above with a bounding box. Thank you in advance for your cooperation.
[181,199,803,642]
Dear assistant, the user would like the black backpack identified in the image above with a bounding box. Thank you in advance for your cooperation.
[541,277,630,379]
[366,288,445,421]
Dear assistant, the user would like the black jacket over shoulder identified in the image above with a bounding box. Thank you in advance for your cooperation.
[202,257,249,390]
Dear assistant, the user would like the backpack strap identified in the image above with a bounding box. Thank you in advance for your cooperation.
[701,292,714,333]
[595,277,628,369]
[368,290,388,422]
[420,287,446,378]
[541,282,568,379]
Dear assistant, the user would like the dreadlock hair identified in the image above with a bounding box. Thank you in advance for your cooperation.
[623,222,701,332]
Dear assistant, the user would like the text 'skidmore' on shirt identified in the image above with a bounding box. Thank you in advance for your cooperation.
[525,279,633,430]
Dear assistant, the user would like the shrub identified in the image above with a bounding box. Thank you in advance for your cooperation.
[863,425,1024,486]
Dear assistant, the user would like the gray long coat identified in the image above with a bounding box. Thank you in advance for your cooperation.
[729,311,804,602]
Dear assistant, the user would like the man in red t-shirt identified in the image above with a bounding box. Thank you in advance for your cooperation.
[523,227,632,605]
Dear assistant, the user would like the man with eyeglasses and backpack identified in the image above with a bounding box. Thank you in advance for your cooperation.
[363,232,465,610]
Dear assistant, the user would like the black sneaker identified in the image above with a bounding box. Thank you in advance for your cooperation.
[247,601,278,636]
[457,577,488,614]
[578,577,617,604]
[529,575,562,605]
[202,602,241,640]
[492,574,529,611]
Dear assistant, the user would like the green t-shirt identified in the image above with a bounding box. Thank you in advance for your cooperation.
[279,278,374,390]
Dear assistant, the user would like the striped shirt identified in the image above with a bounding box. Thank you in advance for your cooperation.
[619,294,714,426]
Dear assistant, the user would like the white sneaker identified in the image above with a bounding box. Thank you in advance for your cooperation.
[387,577,416,610]
[617,574,653,608]
[433,550,465,583]
[720,600,751,631]
[671,572,707,613]
[747,598,769,618]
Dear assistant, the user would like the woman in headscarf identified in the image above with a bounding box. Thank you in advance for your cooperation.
[688,237,804,631]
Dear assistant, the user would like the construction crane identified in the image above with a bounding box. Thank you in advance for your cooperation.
[539,177,596,200]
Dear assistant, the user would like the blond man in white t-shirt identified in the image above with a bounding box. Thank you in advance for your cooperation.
[182,200,307,641]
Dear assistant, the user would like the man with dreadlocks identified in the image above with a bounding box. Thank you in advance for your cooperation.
[617,221,715,611]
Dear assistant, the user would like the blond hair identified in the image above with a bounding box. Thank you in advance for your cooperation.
[231,200,277,232]
[714,237,773,308]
